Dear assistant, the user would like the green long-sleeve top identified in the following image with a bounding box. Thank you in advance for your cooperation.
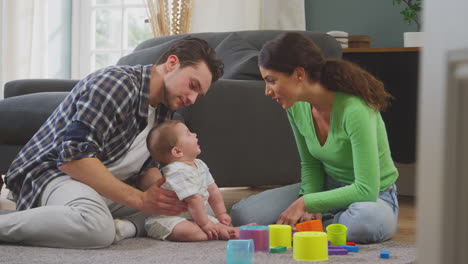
[286,92,398,213]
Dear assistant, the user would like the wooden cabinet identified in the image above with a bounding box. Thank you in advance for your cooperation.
[343,48,420,164]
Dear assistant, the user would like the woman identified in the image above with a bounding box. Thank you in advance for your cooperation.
[231,32,399,244]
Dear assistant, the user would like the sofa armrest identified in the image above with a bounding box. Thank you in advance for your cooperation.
[4,79,79,98]
[0,92,69,174]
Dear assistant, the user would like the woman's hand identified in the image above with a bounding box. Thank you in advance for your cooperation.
[276,197,306,226]
[300,212,322,222]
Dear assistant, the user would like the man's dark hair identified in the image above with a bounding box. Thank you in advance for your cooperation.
[156,37,224,83]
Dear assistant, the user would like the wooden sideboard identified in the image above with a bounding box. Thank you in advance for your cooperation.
[342,47,420,164]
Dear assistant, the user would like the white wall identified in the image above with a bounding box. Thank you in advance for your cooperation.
[417,0,468,263]
[191,0,305,32]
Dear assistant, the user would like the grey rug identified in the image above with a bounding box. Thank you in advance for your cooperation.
[0,238,415,264]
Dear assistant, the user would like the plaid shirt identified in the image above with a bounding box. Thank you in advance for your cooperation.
[5,65,174,210]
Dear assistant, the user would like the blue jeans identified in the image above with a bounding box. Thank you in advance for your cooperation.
[231,176,399,244]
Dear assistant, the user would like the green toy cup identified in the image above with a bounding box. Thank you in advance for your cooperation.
[268,224,292,248]
[326,224,347,246]
[293,231,328,261]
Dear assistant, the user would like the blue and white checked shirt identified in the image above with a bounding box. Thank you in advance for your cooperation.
[5,65,174,210]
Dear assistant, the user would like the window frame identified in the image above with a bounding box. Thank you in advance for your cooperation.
[71,0,149,79]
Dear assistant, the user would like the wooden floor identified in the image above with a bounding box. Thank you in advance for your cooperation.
[393,195,416,244]
[0,176,416,245]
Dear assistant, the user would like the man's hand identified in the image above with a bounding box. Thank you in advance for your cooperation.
[201,220,221,240]
[138,167,163,191]
[140,177,187,215]
[216,212,232,226]
[299,212,322,222]
[276,197,306,226]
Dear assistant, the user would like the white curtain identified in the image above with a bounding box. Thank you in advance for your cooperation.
[0,0,48,99]
[191,0,305,33]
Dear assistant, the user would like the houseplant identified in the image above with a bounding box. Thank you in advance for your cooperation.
[392,0,423,47]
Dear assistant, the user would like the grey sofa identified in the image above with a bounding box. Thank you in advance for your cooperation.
[0,30,342,187]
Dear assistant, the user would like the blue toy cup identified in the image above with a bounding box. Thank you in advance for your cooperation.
[226,239,255,264]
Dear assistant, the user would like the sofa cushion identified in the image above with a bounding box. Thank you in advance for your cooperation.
[4,79,79,98]
[116,36,187,66]
[215,33,261,80]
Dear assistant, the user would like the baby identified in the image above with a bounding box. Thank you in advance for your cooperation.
[114,120,239,242]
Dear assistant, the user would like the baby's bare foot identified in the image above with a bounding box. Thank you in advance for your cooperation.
[229,222,257,239]
[229,227,239,239]
[215,223,232,240]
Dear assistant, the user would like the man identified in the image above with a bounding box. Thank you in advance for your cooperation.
[0,37,223,248]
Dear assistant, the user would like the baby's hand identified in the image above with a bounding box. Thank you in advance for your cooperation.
[201,221,220,240]
[217,213,232,226]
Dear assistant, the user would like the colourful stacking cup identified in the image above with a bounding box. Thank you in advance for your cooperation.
[293,232,328,261]
[295,219,324,232]
[239,225,269,252]
[268,224,292,248]
[326,224,348,246]
[226,239,254,264]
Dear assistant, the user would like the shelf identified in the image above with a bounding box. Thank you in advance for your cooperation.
[342,49,420,163]
[343,47,420,53]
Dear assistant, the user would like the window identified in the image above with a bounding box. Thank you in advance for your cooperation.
[72,0,153,78]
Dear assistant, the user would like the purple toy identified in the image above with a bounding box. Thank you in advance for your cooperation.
[239,225,270,252]
[329,248,348,255]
